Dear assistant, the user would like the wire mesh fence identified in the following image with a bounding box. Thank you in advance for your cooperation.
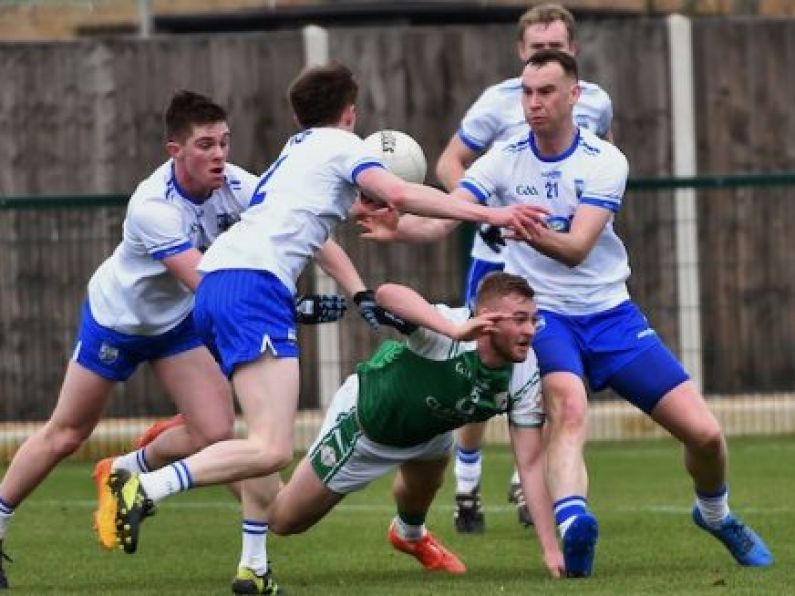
[1,175,794,459]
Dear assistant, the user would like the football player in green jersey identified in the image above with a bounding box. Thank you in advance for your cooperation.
[264,272,564,579]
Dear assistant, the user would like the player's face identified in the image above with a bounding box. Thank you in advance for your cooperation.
[487,293,539,363]
[517,20,575,62]
[169,121,231,198]
[520,61,578,135]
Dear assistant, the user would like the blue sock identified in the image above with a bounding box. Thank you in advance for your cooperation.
[554,496,588,538]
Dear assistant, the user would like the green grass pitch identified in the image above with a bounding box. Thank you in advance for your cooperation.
[1,436,791,594]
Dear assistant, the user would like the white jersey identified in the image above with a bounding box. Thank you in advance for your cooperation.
[461,128,630,315]
[458,77,613,262]
[87,161,257,335]
[198,128,384,294]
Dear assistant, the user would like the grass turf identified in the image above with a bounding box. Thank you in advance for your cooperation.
[0,435,791,594]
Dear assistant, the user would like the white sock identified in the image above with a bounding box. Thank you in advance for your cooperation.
[510,468,520,485]
[0,499,15,540]
[139,461,193,503]
[239,520,269,575]
[696,486,730,528]
[454,447,482,494]
[393,516,425,541]
[111,448,151,474]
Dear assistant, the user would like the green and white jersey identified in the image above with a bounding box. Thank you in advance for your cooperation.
[356,305,543,447]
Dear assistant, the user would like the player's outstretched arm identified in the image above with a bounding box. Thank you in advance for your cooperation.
[356,167,539,233]
[510,425,565,578]
[375,283,499,340]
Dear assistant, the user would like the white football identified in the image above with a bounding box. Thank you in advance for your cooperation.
[363,130,427,184]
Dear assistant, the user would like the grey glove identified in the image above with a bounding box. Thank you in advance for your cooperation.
[295,294,347,324]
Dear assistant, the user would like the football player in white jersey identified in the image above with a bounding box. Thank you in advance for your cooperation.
[98,62,546,593]
[265,274,564,581]
[357,50,773,577]
[0,90,248,588]
[0,90,361,590]
[438,3,614,534]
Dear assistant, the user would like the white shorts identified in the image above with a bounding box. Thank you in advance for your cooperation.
[308,374,453,495]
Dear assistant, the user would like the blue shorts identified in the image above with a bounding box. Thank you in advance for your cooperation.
[73,301,205,382]
[194,269,299,377]
[464,258,504,310]
[533,301,689,413]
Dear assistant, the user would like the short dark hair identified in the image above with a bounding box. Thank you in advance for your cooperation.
[475,272,535,311]
[526,48,578,81]
[288,62,358,129]
[164,90,227,143]
[517,3,577,43]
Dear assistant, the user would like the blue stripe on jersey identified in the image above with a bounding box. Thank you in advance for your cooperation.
[351,161,384,183]
[581,196,620,213]
[529,129,581,163]
[169,162,206,205]
[503,135,532,154]
[459,179,489,204]
[165,180,176,201]
[151,241,192,260]
[456,128,484,152]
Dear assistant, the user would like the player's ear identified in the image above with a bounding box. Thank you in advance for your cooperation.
[516,39,531,63]
[569,80,581,106]
[165,140,181,159]
[341,104,356,130]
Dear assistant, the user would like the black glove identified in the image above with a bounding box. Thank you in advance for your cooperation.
[478,224,506,254]
[295,294,347,324]
[353,290,418,334]
[374,308,418,335]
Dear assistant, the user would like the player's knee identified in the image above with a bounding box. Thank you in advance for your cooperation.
[44,423,89,458]
[189,418,235,447]
[551,397,587,432]
[268,513,308,536]
[687,422,725,457]
[249,443,293,475]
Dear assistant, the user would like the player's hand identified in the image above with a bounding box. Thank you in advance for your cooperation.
[353,195,400,241]
[295,294,347,324]
[487,204,549,243]
[477,224,506,254]
[542,550,565,579]
[451,312,504,341]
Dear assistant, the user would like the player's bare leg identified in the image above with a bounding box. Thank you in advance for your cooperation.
[390,457,466,574]
[651,381,772,567]
[543,371,597,578]
[1,362,115,571]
